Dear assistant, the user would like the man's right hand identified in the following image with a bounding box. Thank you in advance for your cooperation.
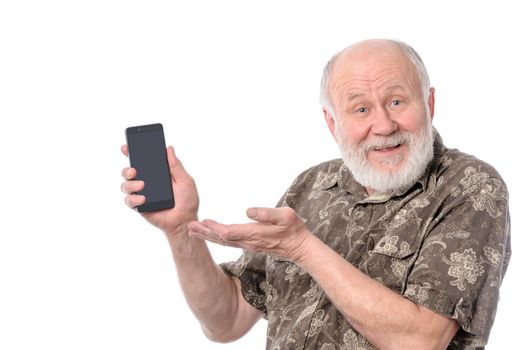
[120,145,200,239]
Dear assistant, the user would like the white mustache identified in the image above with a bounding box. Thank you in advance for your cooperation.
[360,133,411,153]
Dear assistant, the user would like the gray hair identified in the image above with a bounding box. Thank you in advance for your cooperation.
[319,40,431,116]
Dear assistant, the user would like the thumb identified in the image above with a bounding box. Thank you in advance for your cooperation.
[246,207,296,225]
[166,146,191,180]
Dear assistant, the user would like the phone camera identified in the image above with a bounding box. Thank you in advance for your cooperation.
[138,128,141,131]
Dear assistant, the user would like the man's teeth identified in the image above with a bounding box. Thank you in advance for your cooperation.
[374,143,400,150]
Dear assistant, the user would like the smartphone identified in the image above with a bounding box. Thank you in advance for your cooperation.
[125,123,175,213]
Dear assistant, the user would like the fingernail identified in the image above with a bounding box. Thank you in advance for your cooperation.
[246,208,256,218]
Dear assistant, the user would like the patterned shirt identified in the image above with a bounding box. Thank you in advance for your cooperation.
[221,131,511,350]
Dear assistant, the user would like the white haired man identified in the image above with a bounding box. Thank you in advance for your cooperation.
[121,39,510,349]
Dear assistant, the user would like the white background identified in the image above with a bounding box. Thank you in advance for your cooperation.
[0,1,523,349]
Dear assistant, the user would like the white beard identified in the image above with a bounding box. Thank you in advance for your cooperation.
[336,117,434,194]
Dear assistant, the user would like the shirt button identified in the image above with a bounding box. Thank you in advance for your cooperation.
[367,237,375,251]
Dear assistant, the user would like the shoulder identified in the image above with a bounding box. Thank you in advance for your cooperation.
[290,158,344,190]
[277,159,344,208]
[297,158,344,179]
[438,148,507,196]
[431,147,509,220]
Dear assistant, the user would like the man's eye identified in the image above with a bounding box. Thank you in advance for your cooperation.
[391,99,403,106]
[356,107,368,113]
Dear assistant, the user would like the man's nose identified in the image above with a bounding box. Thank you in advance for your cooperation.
[370,107,398,135]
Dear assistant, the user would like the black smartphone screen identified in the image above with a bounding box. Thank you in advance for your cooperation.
[125,123,175,213]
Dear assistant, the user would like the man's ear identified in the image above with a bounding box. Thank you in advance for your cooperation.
[428,87,436,120]
[323,109,338,142]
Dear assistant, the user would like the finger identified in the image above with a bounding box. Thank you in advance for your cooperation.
[192,220,238,241]
[187,221,210,233]
[189,230,219,244]
[166,146,191,180]
[201,220,258,242]
[188,221,225,244]
[124,194,145,209]
[121,167,137,180]
[121,180,144,194]
[189,229,240,248]
[246,207,296,225]
[197,220,230,239]
[121,145,129,157]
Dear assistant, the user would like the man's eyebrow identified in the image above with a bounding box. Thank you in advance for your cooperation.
[384,84,408,93]
[346,92,365,102]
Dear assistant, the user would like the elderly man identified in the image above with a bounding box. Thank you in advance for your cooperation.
[121,39,510,349]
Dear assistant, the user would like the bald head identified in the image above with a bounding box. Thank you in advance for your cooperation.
[320,39,430,116]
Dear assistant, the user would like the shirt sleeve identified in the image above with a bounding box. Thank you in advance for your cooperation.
[220,251,269,317]
[219,169,312,318]
[403,165,511,346]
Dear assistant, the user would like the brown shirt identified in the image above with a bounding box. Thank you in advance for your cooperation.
[221,131,511,349]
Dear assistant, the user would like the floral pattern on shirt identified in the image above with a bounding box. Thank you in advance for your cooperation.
[444,248,485,291]
[451,166,507,218]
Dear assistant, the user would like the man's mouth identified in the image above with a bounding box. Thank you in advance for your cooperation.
[372,143,402,152]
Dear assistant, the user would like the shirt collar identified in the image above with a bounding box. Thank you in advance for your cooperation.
[320,128,446,203]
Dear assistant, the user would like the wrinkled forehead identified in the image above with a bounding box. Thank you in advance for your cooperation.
[330,42,420,90]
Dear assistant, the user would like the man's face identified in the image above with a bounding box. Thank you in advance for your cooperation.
[326,44,435,194]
